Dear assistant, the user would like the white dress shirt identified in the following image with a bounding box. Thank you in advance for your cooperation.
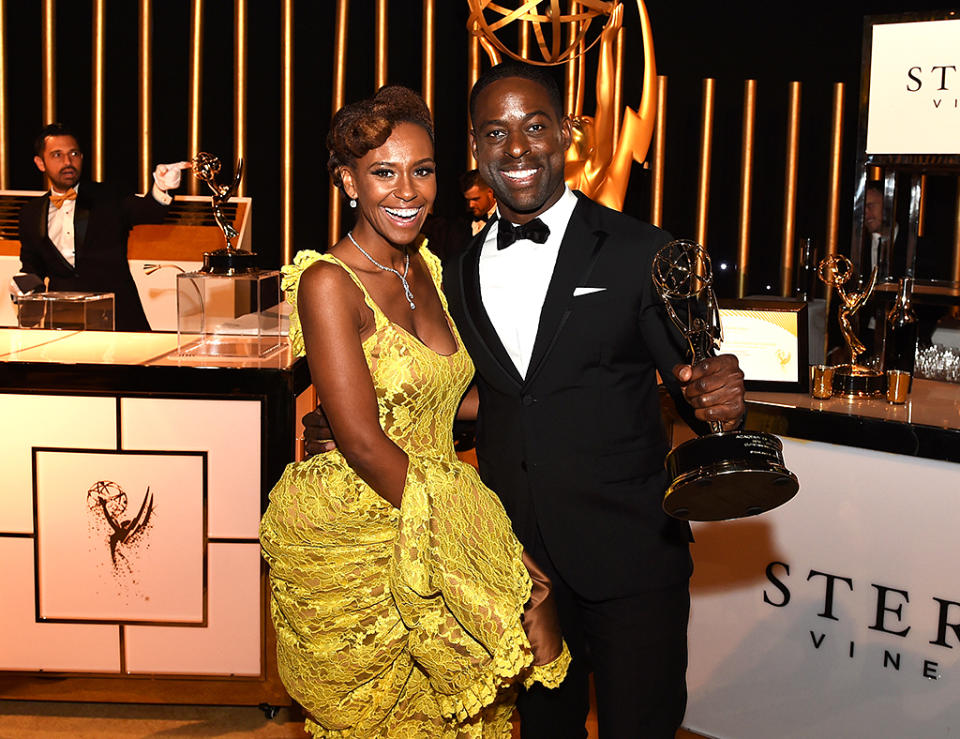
[471,204,498,237]
[47,186,79,266]
[479,187,578,378]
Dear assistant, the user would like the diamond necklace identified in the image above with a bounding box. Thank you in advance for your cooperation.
[347,231,416,310]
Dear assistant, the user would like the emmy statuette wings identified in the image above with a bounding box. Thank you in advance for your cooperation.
[653,239,799,521]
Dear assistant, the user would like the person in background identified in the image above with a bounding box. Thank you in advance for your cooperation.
[460,168,497,236]
[863,182,904,280]
[16,123,188,331]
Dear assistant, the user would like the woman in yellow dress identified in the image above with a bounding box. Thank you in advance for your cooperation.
[259,86,569,737]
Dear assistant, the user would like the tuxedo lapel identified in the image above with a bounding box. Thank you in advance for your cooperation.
[31,194,50,243]
[33,193,78,273]
[524,196,605,387]
[458,229,524,387]
[73,186,93,258]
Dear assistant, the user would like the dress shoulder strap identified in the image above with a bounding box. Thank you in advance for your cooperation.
[418,240,449,311]
[281,249,386,358]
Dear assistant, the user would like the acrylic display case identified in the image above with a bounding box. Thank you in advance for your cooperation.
[176,270,282,358]
[15,291,115,331]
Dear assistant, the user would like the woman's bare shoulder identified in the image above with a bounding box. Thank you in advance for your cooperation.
[298,255,364,315]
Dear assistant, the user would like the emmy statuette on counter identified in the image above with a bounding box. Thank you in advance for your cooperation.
[653,240,799,521]
[175,152,281,358]
[817,254,885,398]
[192,152,256,274]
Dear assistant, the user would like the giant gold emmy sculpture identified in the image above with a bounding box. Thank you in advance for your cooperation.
[818,254,885,397]
[653,240,799,521]
[192,152,256,274]
[467,1,656,211]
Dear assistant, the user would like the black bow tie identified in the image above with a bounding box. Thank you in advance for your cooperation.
[497,217,550,250]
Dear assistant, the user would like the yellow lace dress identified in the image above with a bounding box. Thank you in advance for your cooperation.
[260,248,569,738]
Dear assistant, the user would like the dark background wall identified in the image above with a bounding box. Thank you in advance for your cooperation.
[2,1,941,296]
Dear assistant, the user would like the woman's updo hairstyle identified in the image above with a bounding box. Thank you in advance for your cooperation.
[327,85,434,190]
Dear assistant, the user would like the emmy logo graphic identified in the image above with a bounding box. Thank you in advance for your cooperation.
[86,480,154,574]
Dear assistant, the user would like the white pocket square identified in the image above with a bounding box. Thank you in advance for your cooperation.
[573,286,607,296]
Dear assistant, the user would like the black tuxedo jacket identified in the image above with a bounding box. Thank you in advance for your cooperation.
[18,182,169,331]
[444,193,705,600]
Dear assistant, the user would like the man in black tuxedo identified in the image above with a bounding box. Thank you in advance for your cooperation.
[445,62,745,738]
[17,123,187,331]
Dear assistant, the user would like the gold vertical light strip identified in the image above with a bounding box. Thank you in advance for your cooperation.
[0,0,8,188]
[564,2,577,113]
[780,81,801,296]
[695,78,715,248]
[736,79,756,298]
[467,28,479,168]
[421,0,434,113]
[187,0,203,195]
[328,0,349,246]
[282,0,295,262]
[234,0,246,195]
[375,0,387,89]
[824,82,844,260]
[138,0,152,194]
[612,26,624,149]
[650,75,667,227]
[92,0,106,182]
[42,0,55,125]
[573,15,585,116]
[519,8,530,58]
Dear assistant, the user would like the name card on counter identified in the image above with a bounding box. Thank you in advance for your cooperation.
[718,300,808,393]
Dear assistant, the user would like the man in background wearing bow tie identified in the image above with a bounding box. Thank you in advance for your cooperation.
[445,62,746,737]
[459,168,498,237]
[16,123,188,331]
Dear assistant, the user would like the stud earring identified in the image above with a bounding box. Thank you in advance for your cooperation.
[349,199,357,209]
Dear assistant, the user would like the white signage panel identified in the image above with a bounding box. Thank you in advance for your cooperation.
[685,438,960,738]
[867,19,960,154]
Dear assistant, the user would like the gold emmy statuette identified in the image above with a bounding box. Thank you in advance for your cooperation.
[817,254,885,398]
[192,152,256,274]
[653,240,799,521]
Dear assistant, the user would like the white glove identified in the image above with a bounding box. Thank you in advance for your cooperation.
[153,161,191,192]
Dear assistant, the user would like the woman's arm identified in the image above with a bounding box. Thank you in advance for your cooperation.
[297,261,408,507]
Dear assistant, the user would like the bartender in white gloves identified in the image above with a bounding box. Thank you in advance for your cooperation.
[14,122,190,331]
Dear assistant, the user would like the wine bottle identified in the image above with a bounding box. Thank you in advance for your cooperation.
[884,277,917,388]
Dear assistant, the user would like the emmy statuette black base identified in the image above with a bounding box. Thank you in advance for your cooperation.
[201,248,258,275]
[663,431,799,521]
[832,364,885,398]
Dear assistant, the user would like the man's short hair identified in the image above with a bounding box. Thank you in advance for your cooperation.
[34,123,79,157]
[459,169,491,193]
[866,181,884,196]
[469,61,564,127]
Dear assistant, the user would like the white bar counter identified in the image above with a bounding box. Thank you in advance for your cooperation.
[685,379,960,738]
[0,328,310,708]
